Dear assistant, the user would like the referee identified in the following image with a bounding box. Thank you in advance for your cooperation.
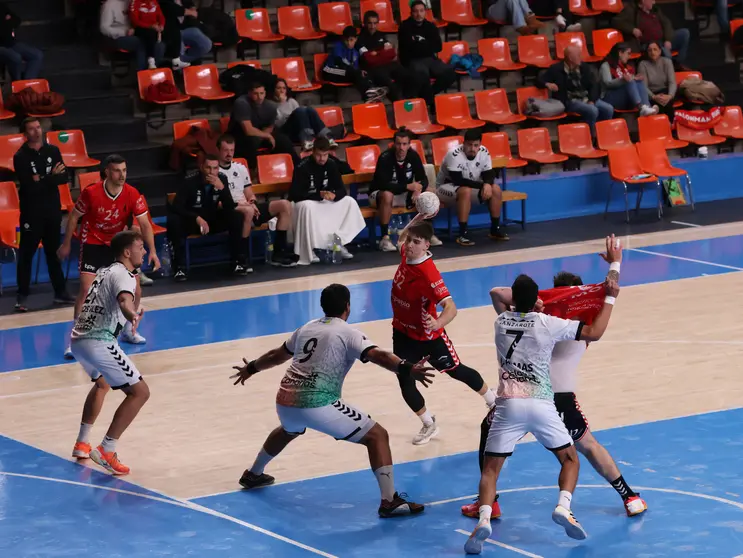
[13,117,73,312]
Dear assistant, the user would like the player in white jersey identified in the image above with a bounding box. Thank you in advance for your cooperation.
[232,283,435,517]
[70,231,151,476]
[436,129,508,247]
[464,272,620,554]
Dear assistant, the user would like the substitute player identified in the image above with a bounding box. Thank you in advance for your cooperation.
[58,155,160,358]
[464,272,620,554]
[232,283,433,517]
[70,230,151,475]
[392,213,495,445]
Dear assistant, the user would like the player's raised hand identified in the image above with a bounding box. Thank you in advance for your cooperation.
[410,356,436,388]
[232,358,258,385]
[599,234,622,264]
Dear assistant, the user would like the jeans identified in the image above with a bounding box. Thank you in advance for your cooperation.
[0,43,43,80]
[716,0,742,34]
[661,28,690,64]
[487,0,531,27]
[281,107,331,143]
[114,35,165,70]
[181,27,212,63]
[602,81,651,110]
[566,99,614,137]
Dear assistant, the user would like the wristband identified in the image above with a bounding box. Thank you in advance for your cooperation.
[604,296,616,305]
[247,360,258,375]
[609,262,620,273]
[397,360,413,375]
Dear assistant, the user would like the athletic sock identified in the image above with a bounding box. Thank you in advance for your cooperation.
[479,504,492,521]
[380,224,389,237]
[77,423,93,444]
[490,216,501,234]
[482,389,496,407]
[418,410,434,426]
[373,465,395,501]
[250,448,275,475]
[458,221,469,237]
[558,490,572,510]
[275,230,288,252]
[610,475,637,499]
[101,435,117,453]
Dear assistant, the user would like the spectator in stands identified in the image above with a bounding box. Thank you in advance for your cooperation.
[538,46,614,137]
[637,41,677,118]
[528,0,582,32]
[216,134,298,269]
[398,1,456,105]
[289,137,366,265]
[613,0,690,64]
[0,4,43,80]
[322,26,386,102]
[273,79,336,152]
[716,0,740,40]
[167,154,250,279]
[228,82,299,169]
[100,0,163,70]
[160,0,212,65]
[600,43,659,116]
[487,0,544,35]
[436,129,508,247]
[129,0,190,70]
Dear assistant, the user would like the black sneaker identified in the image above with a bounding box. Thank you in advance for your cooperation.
[488,229,510,241]
[456,235,475,247]
[378,492,425,518]
[53,292,75,305]
[271,252,299,268]
[233,264,252,276]
[174,269,187,282]
[14,297,28,313]
[239,470,275,489]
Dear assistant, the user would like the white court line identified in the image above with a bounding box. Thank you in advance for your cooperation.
[671,221,703,228]
[454,529,543,557]
[628,248,743,271]
[0,471,337,558]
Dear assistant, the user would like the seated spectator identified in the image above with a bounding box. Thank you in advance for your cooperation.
[398,1,456,105]
[436,129,508,247]
[227,82,299,168]
[486,0,545,35]
[273,79,335,152]
[100,0,164,70]
[129,0,167,70]
[637,41,676,118]
[600,43,658,116]
[289,137,366,265]
[529,0,582,31]
[538,46,614,137]
[160,0,212,64]
[322,26,386,102]
[0,3,43,80]
[716,0,741,40]
[216,134,298,269]
[167,155,250,280]
[612,0,690,64]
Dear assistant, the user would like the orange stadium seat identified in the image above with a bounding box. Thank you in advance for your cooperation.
[554,32,601,63]
[137,69,190,105]
[271,57,321,92]
[0,134,24,171]
[431,136,464,166]
[393,98,445,135]
[596,118,633,150]
[435,93,486,129]
[318,2,354,36]
[352,103,395,139]
[714,106,743,139]
[345,144,381,173]
[360,0,398,32]
[315,106,361,143]
[482,132,528,169]
[475,89,526,125]
[46,130,100,169]
[637,115,689,149]
[517,127,569,165]
[606,144,661,222]
[257,154,295,184]
[173,119,210,141]
[516,86,566,121]
[517,35,554,68]
[12,79,65,117]
[278,6,326,41]
[235,8,284,58]
[183,64,234,101]
[558,123,607,159]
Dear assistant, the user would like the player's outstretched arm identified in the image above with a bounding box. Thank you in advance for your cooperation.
[397,212,427,251]
[365,348,436,387]
[599,234,622,283]
[578,279,620,342]
[232,346,293,385]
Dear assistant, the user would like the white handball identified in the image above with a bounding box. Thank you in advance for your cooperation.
[415,191,440,218]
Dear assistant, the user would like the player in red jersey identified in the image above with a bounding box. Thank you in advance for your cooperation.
[391,214,495,445]
[58,154,160,359]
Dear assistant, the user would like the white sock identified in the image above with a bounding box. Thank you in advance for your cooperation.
[482,389,496,407]
[479,504,492,522]
[373,465,396,501]
[558,490,572,510]
[77,423,93,444]
[101,435,117,453]
[419,410,434,426]
[250,448,274,475]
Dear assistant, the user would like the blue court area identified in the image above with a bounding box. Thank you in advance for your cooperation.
[2,409,743,557]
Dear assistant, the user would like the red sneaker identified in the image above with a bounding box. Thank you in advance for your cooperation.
[72,441,91,459]
[624,495,647,516]
[461,496,502,519]
[89,446,130,475]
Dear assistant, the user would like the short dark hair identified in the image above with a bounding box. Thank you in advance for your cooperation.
[321,283,351,317]
[204,154,219,163]
[104,154,126,167]
[363,10,380,23]
[250,82,266,91]
[553,271,583,287]
[111,230,143,258]
[464,129,483,143]
[407,221,433,242]
[342,25,357,39]
[511,274,539,313]
[20,117,40,134]
[217,134,235,149]
[313,136,332,152]
[410,0,427,10]
[394,127,414,142]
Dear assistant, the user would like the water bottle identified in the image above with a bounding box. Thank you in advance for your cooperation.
[331,233,343,264]
[264,230,274,264]
[15,226,20,246]
[159,241,172,277]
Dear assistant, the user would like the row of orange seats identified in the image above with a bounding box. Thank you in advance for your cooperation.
[0,78,66,120]
[0,130,98,173]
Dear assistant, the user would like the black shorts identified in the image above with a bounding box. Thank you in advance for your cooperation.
[79,244,114,275]
[392,328,460,372]
[252,202,272,226]
[554,392,589,442]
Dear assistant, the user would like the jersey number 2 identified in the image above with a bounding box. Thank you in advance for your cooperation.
[297,338,318,363]
[505,329,524,359]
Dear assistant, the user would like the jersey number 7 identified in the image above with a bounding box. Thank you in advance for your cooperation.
[505,329,524,359]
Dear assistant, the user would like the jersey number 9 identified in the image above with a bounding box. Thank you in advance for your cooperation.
[297,338,318,363]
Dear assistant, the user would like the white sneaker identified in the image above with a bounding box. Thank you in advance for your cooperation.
[412,416,439,445]
[566,22,582,31]
[120,322,146,345]
[139,272,153,286]
[339,246,354,260]
[147,57,156,70]
[310,254,320,264]
[302,140,314,152]
[172,58,190,71]
[464,518,492,554]
[64,345,74,360]
[429,234,443,247]
[379,236,397,252]
[555,14,567,29]
[639,104,658,117]
[552,505,587,540]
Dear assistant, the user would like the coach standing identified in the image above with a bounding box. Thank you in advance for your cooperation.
[13,117,73,312]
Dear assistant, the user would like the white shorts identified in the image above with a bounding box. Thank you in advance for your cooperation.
[436,183,483,207]
[276,400,376,443]
[369,190,408,209]
[485,398,573,457]
[71,338,142,390]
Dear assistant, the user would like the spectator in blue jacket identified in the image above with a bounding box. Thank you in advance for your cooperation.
[322,26,386,102]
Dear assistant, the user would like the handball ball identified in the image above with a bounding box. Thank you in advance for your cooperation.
[416,191,440,218]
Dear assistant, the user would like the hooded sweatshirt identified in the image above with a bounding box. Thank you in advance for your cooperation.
[100,0,132,39]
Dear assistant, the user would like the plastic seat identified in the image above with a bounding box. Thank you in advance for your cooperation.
[313,53,353,88]
[58,183,75,212]
[183,64,235,101]
[257,153,295,184]
[570,0,600,17]
[399,0,447,27]
[636,140,695,208]
[478,38,526,72]
[441,0,488,26]
[676,122,726,146]
[318,2,354,36]
[315,106,361,142]
[516,86,566,120]
[440,41,485,74]
[732,19,743,51]
[713,106,743,139]
[345,144,381,173]
[555,32,601,63]
[11,79,65,117]
[607,144,661,222]
[431,136,464,166]
[637,114,689,149]
[227,60,262,69]
[235,8,284,44]
[592,0,624,13]
[675,71,703,106]
[435,93,486,129]
[79,171,100,191]
[517,35,554,68]
[173,118,210,141]
[46,130,100,168]
[558,123,607,159]
[475,89,527,125]
[0,182,20,253]
[360,0,398,32]
[481,132,528,168]
[278,6,326,41]
[517,128,568,164]
[596,118,633,150]
[393,98,444,134]
[351,103,396,139]
[592,28,639,59]
[409,139,427,163]
[0,181,20,211]
[271,57,321,92]
[0,134,24,171]
[137,69,190,104]
[0,90,15,120]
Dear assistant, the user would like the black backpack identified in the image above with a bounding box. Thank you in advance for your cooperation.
[219,65,277,97]
[197,7,239,48]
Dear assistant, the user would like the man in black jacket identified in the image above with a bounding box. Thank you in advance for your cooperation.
[167,154,249,280]
[0,4,43,80]
[397,0,455,106]
[13,118,73,312]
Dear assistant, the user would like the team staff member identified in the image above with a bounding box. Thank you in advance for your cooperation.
[13,118,74,312]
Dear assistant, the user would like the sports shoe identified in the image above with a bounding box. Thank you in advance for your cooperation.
[171,58,190,71]
[53,292,75,305]
[624,494,647,516]
[555,14,567,29]
[378,492,425,518]
[566,22,582,31]
[302,140,314,152]
[429,234,443,247]
[412,416,439,445]
[464,518,492,554]
[174,269,187,282]
[120,322,146,345]
[639,104,659,117]
[89,446,130,475]
[328,138,339,149]
[147,57,156,70]
[489,229,510,241]
[379,236,397,252]
[14,296,28,313]
[461,496,502,519]
[456,235,475,247]
[339,246,353,260]
[552,505,587,540]
[239,470,275,489]
[64,345,74,360]
[138,272,154,286]
[271,252,300,267]
[233,263,252,276]
[72,441,91,459]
